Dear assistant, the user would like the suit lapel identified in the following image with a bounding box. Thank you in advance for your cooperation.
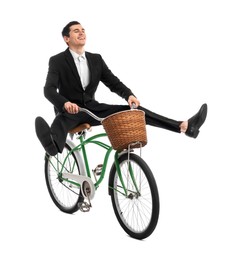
[64,49,83,88]
[85,52,93,86]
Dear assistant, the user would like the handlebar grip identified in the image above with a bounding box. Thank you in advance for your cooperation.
[131,103,137,109]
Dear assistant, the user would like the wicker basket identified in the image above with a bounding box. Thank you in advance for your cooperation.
[102,109,147,151]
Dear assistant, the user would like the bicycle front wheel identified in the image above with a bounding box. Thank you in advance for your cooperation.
[45,143,83,214]
[109,153,159,239]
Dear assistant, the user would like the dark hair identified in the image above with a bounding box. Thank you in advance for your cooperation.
[62,21,81,37]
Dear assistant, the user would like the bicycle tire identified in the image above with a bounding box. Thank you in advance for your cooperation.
[109,153,159,239]
[45,143,84,213]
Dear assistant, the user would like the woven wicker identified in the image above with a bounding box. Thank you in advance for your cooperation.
[102,110,147,151]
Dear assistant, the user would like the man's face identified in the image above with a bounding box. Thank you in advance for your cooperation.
[64,24,86,48]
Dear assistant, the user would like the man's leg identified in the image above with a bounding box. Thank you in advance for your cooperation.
[36,103,207,155]
[50,112,102,153]
[139,106,182,133]
[140,103,208,138]
[35,111,100,155]
[88,103,182,133]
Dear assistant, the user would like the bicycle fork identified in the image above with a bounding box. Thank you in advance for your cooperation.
[113,150,141,198]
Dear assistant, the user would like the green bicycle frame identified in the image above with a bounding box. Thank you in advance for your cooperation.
[48,132,139,197]
[78,133,112,188]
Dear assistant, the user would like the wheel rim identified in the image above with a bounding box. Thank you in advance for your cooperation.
[46,146,81,210]
[113,160,153,234]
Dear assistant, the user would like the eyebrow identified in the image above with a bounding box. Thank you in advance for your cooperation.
[72,28,85,32]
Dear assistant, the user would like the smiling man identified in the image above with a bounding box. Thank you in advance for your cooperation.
[35,21,207,156]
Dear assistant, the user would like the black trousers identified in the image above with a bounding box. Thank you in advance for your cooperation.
[51,102,182,152]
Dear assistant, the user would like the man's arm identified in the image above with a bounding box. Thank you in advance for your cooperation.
[100,56,135,102]
[44,57,69,112]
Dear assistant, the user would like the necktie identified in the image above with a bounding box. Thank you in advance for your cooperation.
[78,56,87,89]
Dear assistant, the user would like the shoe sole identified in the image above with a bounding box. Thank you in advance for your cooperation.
[35,117,58,155]
[186,104,207,138]
[197,104,208,129]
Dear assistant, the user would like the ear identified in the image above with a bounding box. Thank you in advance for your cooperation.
[63,36,69,44]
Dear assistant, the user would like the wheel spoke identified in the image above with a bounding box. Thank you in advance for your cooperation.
[111,153,159,239]
[45,144,83,213]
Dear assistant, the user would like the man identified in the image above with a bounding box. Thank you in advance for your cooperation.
[35,21,207,156]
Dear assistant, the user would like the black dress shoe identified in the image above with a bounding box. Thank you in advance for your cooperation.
[185,103,208,138]
[35,117,58,156]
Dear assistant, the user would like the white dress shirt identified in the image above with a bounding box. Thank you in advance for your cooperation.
[69,49,90,89]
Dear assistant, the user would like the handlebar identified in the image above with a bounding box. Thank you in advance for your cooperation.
[79,103,137,122]
[79,108,104,122]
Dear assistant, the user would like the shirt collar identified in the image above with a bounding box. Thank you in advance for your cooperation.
[69,49,86,60]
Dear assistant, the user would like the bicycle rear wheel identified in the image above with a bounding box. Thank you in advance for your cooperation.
[45,143,83,213]
[109,153,159,239]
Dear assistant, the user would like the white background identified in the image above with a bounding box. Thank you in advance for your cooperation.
[0,0,237,259]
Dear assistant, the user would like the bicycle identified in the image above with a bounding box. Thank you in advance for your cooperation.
[44,107,160,239]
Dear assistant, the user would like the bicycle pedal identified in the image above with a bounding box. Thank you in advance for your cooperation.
[79,202,91,212]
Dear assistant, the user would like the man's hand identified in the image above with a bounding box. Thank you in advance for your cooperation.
[128,95,140,108]
[64,101,80,114]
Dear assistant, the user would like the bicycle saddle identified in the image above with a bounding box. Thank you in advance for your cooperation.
[69,123,91,134]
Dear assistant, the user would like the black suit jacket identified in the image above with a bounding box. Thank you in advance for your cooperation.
[44,48,134,112]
